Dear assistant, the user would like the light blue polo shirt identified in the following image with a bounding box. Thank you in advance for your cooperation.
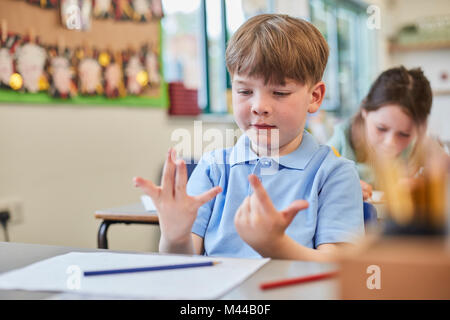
[187,130,364,258]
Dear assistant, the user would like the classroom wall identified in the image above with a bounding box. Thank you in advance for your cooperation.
[381,0,450,141]
[386,0,450,37]
[365,0,391,72]
[0,104,236,251]
[274,0,309,18]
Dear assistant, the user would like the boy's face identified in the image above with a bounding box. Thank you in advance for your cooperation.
[232,73,323,156]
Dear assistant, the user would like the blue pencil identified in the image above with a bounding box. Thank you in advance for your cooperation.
[83,261,220,277]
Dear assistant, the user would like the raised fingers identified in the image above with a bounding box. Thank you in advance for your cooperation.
[133,176,160,200]
[280,199,309,226]
[193,186,222,207]
[360,180,373,196]
[174,159,188,198]
[161,148,177,198]
[248,174,273,210]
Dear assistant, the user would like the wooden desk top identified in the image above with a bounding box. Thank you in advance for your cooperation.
[94,202,159,223]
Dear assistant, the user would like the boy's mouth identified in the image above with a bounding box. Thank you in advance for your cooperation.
[250,123,277,130]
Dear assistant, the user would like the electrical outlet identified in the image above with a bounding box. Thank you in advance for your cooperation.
[0,197,23,225]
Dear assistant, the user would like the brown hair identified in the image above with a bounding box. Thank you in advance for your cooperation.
[351,66,433,169]
[225,14,329,86]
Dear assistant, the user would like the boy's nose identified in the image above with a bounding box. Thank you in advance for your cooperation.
[252,108,270,116]
[251,97,272,116]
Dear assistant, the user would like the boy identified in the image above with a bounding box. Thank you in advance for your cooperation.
[134,14,364,262]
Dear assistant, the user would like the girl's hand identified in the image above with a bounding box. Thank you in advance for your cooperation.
[134,148,222,245]
[234,174,309,255]
[360,180,373,201]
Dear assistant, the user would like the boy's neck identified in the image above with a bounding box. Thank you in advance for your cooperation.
[250,131,304,158]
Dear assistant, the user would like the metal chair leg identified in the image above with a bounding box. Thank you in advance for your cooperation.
[97,220,112,249]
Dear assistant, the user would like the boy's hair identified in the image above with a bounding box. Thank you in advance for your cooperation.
[225,14,329,86]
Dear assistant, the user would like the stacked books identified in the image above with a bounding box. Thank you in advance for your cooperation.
[168,82,200,115]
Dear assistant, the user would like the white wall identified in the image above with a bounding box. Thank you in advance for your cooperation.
[367,0,450,141]
[0,104,235,251]
[387,0,450,35]
[274,0,309,19]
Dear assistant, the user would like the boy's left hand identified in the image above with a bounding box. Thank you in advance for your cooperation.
[234,174,309,255]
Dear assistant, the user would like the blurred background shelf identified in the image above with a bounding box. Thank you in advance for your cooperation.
[390,41,450,53]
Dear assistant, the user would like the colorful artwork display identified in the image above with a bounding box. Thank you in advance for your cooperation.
[25,0,163,25]
[0,29,161,100]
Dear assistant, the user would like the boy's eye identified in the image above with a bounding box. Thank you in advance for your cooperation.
[398,132,411,138]
[237,90,252,95]
[273,91,291,96]
[376,126,387,132]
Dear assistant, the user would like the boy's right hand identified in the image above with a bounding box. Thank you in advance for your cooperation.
[360,180,373,201]
[133,148,222,245]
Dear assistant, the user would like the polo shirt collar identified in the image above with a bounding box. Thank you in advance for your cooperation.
[229,134,259,166]
[229,130,319,170]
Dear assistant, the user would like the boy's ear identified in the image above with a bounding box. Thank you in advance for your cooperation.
[308,81,326,113]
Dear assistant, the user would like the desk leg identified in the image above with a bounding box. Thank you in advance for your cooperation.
[98,221,112,249]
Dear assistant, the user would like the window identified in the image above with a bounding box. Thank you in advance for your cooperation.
[205,0,228,113]
[161,1,202,87]
[161,0,204,109]
[310,0,378,116]
[310,0,340,111]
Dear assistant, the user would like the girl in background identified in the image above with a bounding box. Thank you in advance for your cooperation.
[327,66,438,200]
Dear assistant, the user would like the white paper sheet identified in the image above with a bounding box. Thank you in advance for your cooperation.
[0,252,269,299]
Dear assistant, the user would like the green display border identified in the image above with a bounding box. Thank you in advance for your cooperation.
[0,23,169,109]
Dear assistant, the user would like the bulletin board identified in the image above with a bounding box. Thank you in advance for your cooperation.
[0,0,168,108]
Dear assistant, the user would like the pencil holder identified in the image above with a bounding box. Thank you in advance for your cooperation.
[379,168,449,238]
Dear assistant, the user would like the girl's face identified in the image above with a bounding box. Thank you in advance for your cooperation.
[363,104,418,158]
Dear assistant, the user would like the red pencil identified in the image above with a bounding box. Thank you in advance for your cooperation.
[260,271,339,290]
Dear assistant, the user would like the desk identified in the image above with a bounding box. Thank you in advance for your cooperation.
[94,203,159,249]
[96,200,388,250]
[0,242,338,299]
